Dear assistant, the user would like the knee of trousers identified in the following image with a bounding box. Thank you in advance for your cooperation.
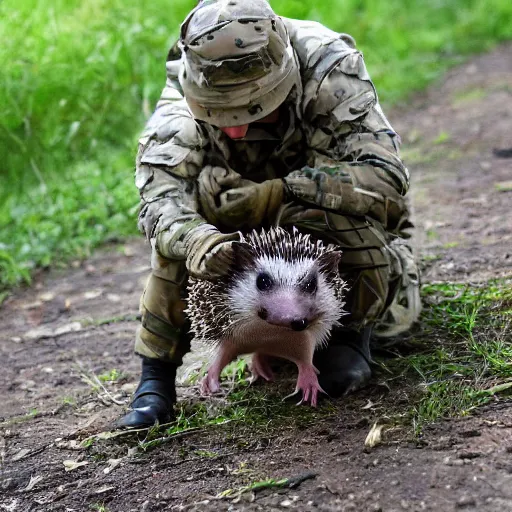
[344,266,390,328]
[134,263,191,365]
[295,212,393,328]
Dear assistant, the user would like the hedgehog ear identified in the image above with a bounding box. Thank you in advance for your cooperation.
[232,241,257,271]
[317,250,342,278]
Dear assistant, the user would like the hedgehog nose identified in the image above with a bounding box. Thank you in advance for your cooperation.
[291,319,309,331]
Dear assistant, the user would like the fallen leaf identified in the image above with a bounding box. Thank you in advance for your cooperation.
[63,459,89,471]
[24,322,82,340]
[481,382,512,395]
[24,475,43,491]
[103,458,123,474]
[361,400,375,410]
[39,292,55,302]
[94,485,115,494]
[365,422,385,448]
[84,290,103,300]
[55,440,83,451]
[21,300,43,310]
[495,181,512,192]
[12,448,31,462]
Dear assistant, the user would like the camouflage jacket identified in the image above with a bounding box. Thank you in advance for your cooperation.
[135,18,410,273]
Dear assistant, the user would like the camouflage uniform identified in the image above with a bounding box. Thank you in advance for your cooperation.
[133,8,421,365]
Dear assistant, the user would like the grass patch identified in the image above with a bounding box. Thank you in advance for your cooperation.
[433,131,451,145]
[386,279,512,435]
[135,383,336,452]
[90,504,110,512]
[0,153,137,297]
[453,87,487,106]
[1,0,511,293]
[98,369,126,384]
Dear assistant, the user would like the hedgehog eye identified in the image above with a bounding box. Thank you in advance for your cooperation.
[300,274,317,294]
[256,272,274,291]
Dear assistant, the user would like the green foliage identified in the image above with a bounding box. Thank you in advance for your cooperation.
[90,504,110,512]
[0,153,137,294]
[1,0,511,292]
[394,280,512,435]
[134,383,336,451]
[98,368,126,383]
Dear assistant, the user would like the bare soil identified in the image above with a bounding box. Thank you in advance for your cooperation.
[1,44,511,512]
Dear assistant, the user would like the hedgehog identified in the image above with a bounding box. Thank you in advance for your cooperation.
[185,227,347,406]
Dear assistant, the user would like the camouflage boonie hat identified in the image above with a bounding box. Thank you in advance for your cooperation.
[177,0,300,127]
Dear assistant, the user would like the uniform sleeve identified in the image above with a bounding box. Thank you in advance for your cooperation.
[302,43,411,233]
[135,97,209,260]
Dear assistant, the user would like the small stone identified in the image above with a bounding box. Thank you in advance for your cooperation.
[19,380,36,390]
[280,499,292,507]
[459,451,481,460]
[84,289,102,300]
[456,495,476,508]
[391,480,400,486]
[401,500,410,509]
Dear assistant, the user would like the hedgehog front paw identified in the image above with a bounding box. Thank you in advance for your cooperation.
[200,374,221,395]
[249,353,275,384]
[284,364,326,407]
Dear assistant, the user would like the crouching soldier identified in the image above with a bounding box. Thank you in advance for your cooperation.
[116,0,421,429]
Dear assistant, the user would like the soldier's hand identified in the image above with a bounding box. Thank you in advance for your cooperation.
[198,165,244,224]
[198,165,284,230]
[185,226,240,280]
[284,167,352,212]
[215,179,285,229]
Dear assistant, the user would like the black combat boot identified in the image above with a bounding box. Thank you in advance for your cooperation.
[114,357,177,429]
[315,325,373,397]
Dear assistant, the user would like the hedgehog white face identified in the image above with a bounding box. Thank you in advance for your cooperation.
[227,252,344,347]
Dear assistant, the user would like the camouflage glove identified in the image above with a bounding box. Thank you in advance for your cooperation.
[284,166,375,216]
[198,165,285,230]
[184,223,240,280]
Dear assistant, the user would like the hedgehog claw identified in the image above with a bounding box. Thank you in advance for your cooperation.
[287,364,326,407]
[283,389,301,404]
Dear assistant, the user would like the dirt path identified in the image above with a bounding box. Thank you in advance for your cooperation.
[1,45,511,512]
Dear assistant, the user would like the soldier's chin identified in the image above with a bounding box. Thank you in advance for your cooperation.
[219,125,249,139]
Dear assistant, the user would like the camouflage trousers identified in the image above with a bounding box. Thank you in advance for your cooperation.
[134,212,421,364]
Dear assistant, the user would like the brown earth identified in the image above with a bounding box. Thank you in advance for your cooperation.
[1,44,511,512]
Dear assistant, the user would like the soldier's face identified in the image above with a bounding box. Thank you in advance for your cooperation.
[219,108,280,140]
